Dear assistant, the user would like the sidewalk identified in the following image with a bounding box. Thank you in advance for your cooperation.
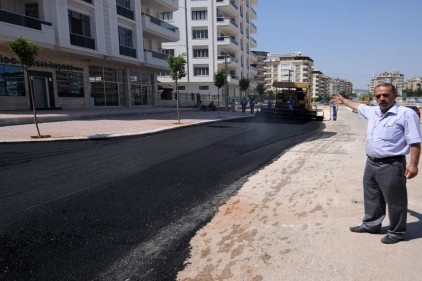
[177,106,422,281]
[0,107,256,142]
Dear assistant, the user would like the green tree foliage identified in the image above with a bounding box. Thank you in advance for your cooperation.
[167,53,186,124]
[8,38,43,138]
[214,70,226,114]
[239,77,250,98]
[359,92,373,102]
[256,84,265,100]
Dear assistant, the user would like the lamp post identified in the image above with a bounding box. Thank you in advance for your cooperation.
[225,54,229,111]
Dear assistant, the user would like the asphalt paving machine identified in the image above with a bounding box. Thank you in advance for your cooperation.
[260,82,324,120]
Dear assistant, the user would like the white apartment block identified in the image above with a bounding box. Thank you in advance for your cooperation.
[0,0,179,110]
[263,52,313,92]
[311,70,330,100]
[370,71,404,95]
[159,0,258,105]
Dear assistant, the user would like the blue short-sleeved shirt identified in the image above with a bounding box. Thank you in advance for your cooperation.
[358,103,421,158]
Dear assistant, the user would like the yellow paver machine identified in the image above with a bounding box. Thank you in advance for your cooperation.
[260,81,324,120]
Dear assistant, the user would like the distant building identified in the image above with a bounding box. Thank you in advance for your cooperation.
[251,51,268,91]
[404,76,422,91]
[311,70,330,100]
[370,71,404,95]
[328,78,353,97]
[263,52,314,92]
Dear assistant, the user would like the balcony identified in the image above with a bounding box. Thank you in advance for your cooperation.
[144,49,168,69]
[119,45,136,58]
[250,36,257,48]
[216,17,238,35]
[70,33,95,50]
[217,36,239,53]
[117,4,134,20]
[249,7,257,20]
[0,9,55,45]
[249,21,257,34]
[142,13,179,42]
[141,0,178,11]
[216,0,238,18]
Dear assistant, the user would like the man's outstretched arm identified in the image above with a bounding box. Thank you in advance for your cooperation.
[331,94,361,111]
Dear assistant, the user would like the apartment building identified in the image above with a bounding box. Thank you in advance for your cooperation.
[311,70,330,100]
[328,77,353,97]
[251,50,267,89]
[158,0,258,106]
[369,71,404,95]
[263,52,314,92]
[404,76,422,91]
[0,0,179,110]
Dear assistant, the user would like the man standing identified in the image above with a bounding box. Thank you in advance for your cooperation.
[332,83,421,244]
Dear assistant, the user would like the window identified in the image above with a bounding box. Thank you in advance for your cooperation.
[116,0,130,8]
[177,86,185,90]
[118,26,133,48]
[0,65,25,96]
[25,3,39,18]
[68,10,95,49]
[56,70,84,97]
[193,49,209,58]
[162,49,175,56]
[199,86,209,90]
[192,29,208,39]
[161,12,173,21]
[68,10,91,37]
[192,10,207,20]
[194,67,209,76]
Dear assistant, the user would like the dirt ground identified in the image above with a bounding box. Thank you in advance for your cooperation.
[177,106,422,281]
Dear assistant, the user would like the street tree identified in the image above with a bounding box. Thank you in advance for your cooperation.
[214,69,226,115]
[8,37,46,138]
[167,53,186,124]
[239,77,250,99]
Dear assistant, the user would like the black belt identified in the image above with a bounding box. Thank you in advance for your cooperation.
[367,155,405,163]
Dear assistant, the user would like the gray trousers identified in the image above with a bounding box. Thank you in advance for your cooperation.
[362,157,407,238]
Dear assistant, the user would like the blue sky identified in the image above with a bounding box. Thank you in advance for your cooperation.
[253,0,422,90]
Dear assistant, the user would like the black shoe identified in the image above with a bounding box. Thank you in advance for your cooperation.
[350,225,381,234]
[381,235,402,244]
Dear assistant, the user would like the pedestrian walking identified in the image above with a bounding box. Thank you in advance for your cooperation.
[231,98,236,112]
[331,83,421,244]
[249,96,255,114]
[287,100,294,119]
[241,97,247,113]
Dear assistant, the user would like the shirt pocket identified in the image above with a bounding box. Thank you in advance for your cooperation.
[380,125,395,140]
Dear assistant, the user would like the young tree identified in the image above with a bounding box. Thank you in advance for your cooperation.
[167,53,186,124]
[239,77,250,99]
[214,69,226,116]
[8,37,45,138]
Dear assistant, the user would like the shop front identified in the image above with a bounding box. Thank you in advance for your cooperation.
[0,48,157,111]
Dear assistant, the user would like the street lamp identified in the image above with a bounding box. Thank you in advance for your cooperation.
[225,54,229,111]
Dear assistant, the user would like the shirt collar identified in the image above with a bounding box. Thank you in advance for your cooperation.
[376,102,398,118]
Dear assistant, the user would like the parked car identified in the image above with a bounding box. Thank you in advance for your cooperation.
[406,105,421,120]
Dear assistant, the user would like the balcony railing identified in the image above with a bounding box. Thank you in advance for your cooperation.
[0,9,52,30]
[143,13,178,32]
[119,45,136,58]
[70,33,95,50]
[117,4,134,20]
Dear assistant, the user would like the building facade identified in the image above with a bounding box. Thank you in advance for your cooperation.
[328,77,353,97]
[311,70,330,100]
[369,71,404,95]
[404,76,422,91]
[0,0,179,111]
[263,52,314,92]
[158,0,258,106]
